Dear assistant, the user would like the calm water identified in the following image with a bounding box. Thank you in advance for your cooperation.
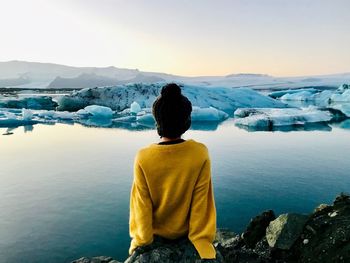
[1,121,350,262]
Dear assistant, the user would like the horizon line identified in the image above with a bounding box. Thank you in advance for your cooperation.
[1,59,350,79]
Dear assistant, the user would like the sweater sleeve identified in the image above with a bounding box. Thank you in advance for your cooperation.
[129,157,153,255]
[189,157,217,259]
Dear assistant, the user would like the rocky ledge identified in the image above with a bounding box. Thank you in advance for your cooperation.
[72,193,350,263]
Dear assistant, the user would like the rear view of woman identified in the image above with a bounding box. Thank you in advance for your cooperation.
[129,83,217,260]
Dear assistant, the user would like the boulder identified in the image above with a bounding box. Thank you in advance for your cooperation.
[71,256,121,263]
[242,210,275,248]
[266,213,308,250]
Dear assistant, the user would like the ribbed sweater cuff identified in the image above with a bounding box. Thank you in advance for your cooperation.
[192,239,216,259]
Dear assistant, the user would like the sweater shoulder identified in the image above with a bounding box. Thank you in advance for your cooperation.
[136,139,209,163]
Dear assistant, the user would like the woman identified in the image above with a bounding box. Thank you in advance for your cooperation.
[129,83,217,260]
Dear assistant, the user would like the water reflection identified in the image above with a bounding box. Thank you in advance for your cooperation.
[236,122,333,132]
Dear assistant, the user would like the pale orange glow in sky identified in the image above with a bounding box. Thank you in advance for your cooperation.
[0,0,349,77]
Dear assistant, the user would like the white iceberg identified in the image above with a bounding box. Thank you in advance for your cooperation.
[234,107,333,128]
[130,101,142,114]
[0,109,39,127]
[191,106,229,122]
[22,109,33,120]
[269,88,318,99]
[280,91,315,101]
[84,105,113,118]
[57,83,286,113]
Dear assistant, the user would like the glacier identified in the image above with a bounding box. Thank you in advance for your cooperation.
[57,83,286,113]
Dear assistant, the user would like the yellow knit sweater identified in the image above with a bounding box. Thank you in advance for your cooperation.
[129,139,216,259]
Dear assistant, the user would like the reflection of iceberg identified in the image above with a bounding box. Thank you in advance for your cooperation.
[191,121,220,131]
[237,122,332,132]
[332,119,350,130]
[234,107,332,130]
[78,117,113,127]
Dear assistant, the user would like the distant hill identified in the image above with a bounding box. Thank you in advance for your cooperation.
[0,60,349,90]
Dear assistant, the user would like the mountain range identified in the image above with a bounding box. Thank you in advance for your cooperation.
[0,60,349,90]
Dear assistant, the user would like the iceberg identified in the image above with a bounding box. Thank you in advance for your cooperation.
[84,105,114,118]
[0,96,58,110]
[191,106,228,122]
[0,109,39,127]
[234,107,333,129]
[269,88,319,99]
[280,91,315,102]
[130,101,142,114]
[57,83,286,113]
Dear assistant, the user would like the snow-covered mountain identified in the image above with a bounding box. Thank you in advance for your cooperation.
[0,60,350,90]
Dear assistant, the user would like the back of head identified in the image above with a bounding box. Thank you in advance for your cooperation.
[152,83,192,138]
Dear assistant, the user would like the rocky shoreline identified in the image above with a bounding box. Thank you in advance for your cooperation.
[72,193,350,263]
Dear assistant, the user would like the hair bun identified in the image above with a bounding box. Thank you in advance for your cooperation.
[161,83,182,98]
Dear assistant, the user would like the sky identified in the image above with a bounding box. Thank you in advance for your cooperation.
[0,0,349,77]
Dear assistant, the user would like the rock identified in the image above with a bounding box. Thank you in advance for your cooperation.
[71,256,121,263]
[266,213,308,250]
[294,193,350,263]
[314,203,330,213]
[125,236,224,263]
[242,210,275,248]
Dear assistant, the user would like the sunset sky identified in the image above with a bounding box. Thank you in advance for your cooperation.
[1,0,349,76]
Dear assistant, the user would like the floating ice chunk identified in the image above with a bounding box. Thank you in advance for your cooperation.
[136,113,155,124]
[269,88,318,99]
[329,104,350,117]
[76,109,90,117]
[22,109,33,120]
[280,91,315,101]
[0,110,38,127]
[191,106,229,122]
[0,96,57,110]
[53,111,76,120]
[234,107,332,128]
[113,116,137,122]
[330,90,350,102]
[130,101,142,114]
[84,105,113,118]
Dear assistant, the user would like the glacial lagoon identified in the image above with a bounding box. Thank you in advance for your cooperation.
[1,120,350,262]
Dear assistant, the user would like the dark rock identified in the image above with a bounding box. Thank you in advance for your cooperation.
[242,210,276,248]
[293,193,350,263]
[125,236,224,263]
[71,256,120,263]
[266,213,308,250]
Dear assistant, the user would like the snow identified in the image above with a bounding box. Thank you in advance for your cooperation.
[84,105,113,118]
[130,101,142,114]
[234,107,333,128]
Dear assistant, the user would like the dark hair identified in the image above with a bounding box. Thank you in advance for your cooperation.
[152,83,192,138]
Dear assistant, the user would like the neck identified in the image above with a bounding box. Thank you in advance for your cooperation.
[161,136,181,142]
